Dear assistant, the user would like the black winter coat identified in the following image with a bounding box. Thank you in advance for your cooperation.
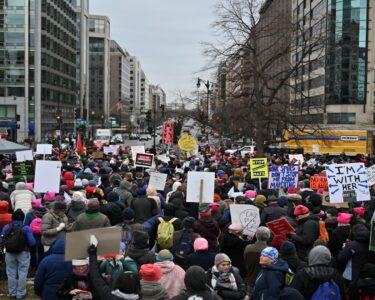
[126,246,156,266]
[100,202,123,226]
[290,264,346,300]
[260,204,287,226]
[184,250,216,271]
[328,224,350,257]
[130,195,158,223]
[194,218,220,251]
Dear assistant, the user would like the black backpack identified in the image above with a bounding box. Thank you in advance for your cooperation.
[2,224,27,253]
[171,231,194,265]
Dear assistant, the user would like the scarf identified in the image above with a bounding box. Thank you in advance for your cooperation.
[111,290,139,300]
[85,210,100,219]
[211,265,238,291]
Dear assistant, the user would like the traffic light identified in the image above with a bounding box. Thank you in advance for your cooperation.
[160,104,165,118]
[146,110,152,123]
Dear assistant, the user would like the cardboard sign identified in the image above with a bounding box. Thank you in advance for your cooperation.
[250,158,268,179]
[229,204,260,235]
[326,163,370,203]
[148,172,167,190]
[266,218,294,236]
[33,160,62,193]
[65,227,122,260]
[131,146,145,160]
[12,162,34,179]
[103,146,117,155]
[310,174,328,190]
[322,191,349,208]
[36,144,52,155]
[367,165,375,187]
[92,151,104,159]
[268,166,299,189]
[289,154,304,165]
[15,150,33,162]
[186,171,215,203]
[135,153,154,168]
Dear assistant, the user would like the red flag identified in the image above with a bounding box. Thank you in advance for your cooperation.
[75,134,86,156]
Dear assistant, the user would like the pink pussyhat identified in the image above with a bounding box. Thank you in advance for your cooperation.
[245,190,257,199]
[43,191,55,202]
[317,188,324,195]
[26,183,33,191]
[32,198,42,208]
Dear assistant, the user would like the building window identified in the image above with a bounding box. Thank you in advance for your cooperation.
[0,105,16,118]
[327,113,356,124]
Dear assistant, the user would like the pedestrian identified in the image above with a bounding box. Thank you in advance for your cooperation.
[0,200,12,232]
[126,230,156,266]
[66,192,87,223]
[184,237,216,271]
[139,263,169,300]
[260,195,287,225]
[10,182,36,215]
[73,198,111,231]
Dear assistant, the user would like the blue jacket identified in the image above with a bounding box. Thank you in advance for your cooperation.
[0,220,36,251]
[253,258,289,300]
[34,237,73,300]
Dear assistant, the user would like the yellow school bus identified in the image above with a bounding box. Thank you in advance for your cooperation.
[281,130,373,156]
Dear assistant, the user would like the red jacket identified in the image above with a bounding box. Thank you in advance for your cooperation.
[0,201,12,232]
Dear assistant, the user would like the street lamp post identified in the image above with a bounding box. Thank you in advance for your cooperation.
[91,111,95,140]
[196,78,211,142]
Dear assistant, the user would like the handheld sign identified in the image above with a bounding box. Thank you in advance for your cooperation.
[186,171,215,203]
[103,146,117,155]
[33,160,61,193]
[92,151,104,159]
[12,162,34,179]
[266,218,294,236]
[268,166,299,189]
[148,172,167,191]
[289,154,304,165]
[250,158,268,179]
[326,163,370,203]
[16,150,33,162]
[131,146,145,160]
[229,204,260,235]
[135,153,154,168]
[36,144,52,155]
[310,174,328,190]
[367,165,375,187]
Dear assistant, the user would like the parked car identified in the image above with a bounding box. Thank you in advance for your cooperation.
[225,145,256,157]
[129,133,139,140]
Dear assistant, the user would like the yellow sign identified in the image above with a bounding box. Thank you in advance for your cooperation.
[250,158,268,179]
[178,134,197,152]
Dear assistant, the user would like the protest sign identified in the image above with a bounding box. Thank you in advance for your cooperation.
[268,166,299,189]
[326,163,370,203]
[148,172,167,190]
[250,158,268,179]
[135,153,154,168]
[15,150,33,162]
[266,218,294,236]
[310,174,328,190]
[65,227,122,260]
[36,144,52,155]
[186,171,215,203]
[178,134,197,152]
[367,165,375,187]
[103,146,117,155]
[230,204,260,235]
[322,191,349,208]
[157,154,170,164]
[92,151,104,159]
[289,154,304,165]
[131,146,145,160]
[162,120,174,145]
[227,186,244,199]
[12,162,34,179]
[33,160,61,193]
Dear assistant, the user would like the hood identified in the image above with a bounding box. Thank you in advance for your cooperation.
[71,200,86,211]
[64,172,74,181]
[263,258,289,273]
[184,266,207,291]
[120,180,132,191]
[299,214,319,224]
[304,265,335,282]
[51,237,66,254]
[15,182,26,190]
[172,182,182,192]
[0,201,9,213]
[353,225,370,243]
[83,168,93,174]
[156,261,175,274]
[140,281,166,298]
[127,247,150,260]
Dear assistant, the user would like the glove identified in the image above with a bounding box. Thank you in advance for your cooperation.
[88,244,97,256]
[56,223,66,231]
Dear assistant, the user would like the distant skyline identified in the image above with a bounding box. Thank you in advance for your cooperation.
[90,0,218,103]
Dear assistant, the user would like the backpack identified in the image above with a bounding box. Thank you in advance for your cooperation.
[157,217,177,249]
[171,231,194,264]
[2,224,27,253]
[30,217,42,235]
[284,268,295,286]
[311,280,341,300]
[317,220,329,242]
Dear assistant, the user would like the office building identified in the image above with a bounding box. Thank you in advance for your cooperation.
[140,70,149,112]
[129,56,141,115]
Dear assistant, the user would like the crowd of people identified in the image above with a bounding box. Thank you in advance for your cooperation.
[0,145,374,300]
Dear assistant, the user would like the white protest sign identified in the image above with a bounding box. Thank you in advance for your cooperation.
[367,165,375,187]
[157,154,170,164]
[289,154,304,165]
[230,204,260,235]
[326,163,370,203]
[36,144,52,155]
[228,186,244,199]
[148,172,167,190]
[131,146,145,160]
[268,166,299,189]
[16,150,33,162]
[103,146,117,155]
[34,160,61,193]
[186,171,215,203]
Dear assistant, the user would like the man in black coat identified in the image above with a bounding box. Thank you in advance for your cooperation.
[260,195,287,226]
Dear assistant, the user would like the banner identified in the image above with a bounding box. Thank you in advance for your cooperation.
[250,158,268,179]
[12,162,34,179]
[34,160,62,193]
[16,150,33,162]
[268,166,299,189]
[148,172,167,190]
[326,163,370,203]
[229,204,260,235]
[135,153,154,168]
[266,218,294,236]
[367,165,375,187]
[162,120,174,145]
[186,171,215,203]
[310,174,328,190]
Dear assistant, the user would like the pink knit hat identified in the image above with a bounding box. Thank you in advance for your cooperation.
[337,213,352,224]
[194,237,208,251]
[245,190,257,199]
[32,198,42,208]
[26,183,33,191]
[43,191,55,202]
[317,188,324,195]
[353,207,365,217]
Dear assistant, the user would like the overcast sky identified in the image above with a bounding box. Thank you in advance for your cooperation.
[89,0,218,103]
